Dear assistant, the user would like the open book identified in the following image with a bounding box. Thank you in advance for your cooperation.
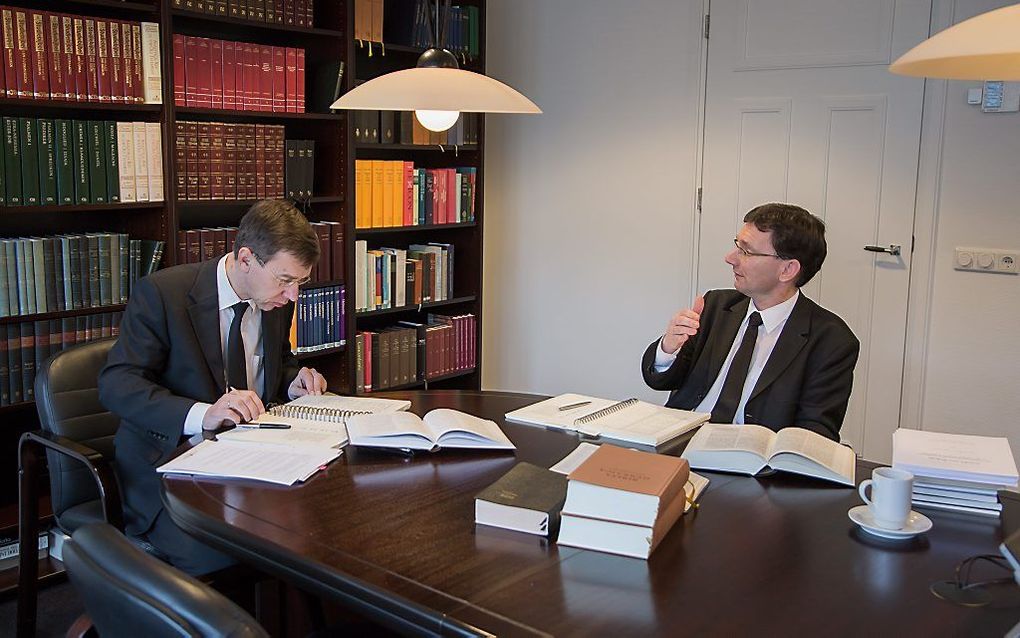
[681,424,855,486]
[504,394,710,447]
[217,394,411,449]
[157,439,341,486]
[346,409,516,453]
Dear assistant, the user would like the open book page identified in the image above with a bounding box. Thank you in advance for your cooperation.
[157,440,340,486]
[893,429,1019,485]
[423,409,516,450]
[680,424,773,475]
[503,394,619,431]
[216,423,348,450]
[768,428,855,486]
[583,402,710,446]
[346,412,434,450]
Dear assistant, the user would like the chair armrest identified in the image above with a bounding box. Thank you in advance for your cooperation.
[19,430,124,531]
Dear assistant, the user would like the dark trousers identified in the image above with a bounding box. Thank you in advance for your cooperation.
[143,508,236,577]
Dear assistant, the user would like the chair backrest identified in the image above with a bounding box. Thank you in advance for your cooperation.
[64,523,268,638]
[34,338,119,530]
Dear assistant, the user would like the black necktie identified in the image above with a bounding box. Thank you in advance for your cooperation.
[227,301,249,391]
[712,311,763,424]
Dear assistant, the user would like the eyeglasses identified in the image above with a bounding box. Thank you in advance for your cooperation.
[733,238,784,259]
[251,251,311,288]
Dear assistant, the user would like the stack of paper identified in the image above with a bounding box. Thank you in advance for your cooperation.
[892,429,1019,517]
[157,439,341,486]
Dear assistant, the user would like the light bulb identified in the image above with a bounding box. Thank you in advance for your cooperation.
[414,110,460,132]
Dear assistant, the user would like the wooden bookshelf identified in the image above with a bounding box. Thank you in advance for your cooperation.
[356,221,476,235]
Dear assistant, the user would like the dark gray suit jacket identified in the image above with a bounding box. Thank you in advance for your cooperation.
[99,258,299,536]
[641,289,859,441]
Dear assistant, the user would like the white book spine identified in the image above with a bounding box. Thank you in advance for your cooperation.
[455,173,462,222]
[145,121,163,201]
[139,22,162,104]
[132,122,150,201]
[395,248,406,308]
[60,237,72,310]
[116,122,136,203]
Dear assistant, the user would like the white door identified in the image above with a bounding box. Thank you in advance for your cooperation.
[697,0,931,461]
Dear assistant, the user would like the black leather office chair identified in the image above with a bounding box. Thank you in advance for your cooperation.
[64,522,268,638]
[18,338,126,637]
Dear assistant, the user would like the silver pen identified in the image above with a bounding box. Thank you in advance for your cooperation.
[558,400,592,412]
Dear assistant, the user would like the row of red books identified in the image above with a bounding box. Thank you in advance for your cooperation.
[0,7,161,104]
[174,121,285,201]
[172,35,304,112]
[178,220,343,285]
[171,0,315,29]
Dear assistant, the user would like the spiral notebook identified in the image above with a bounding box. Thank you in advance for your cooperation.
[217,394,411,449]
[504,394,710,447]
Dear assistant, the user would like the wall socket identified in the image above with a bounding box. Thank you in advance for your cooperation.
[955,247,1019,274]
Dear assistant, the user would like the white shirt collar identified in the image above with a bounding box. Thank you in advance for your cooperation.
[216,254,251,311]
[746,289,799,333]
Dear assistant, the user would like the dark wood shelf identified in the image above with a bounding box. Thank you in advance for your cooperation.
[356,222,476,235]
[0,556,65,597]
[0,304,127,326]
[354,143,479,153]
[361,368,477,393]
[301,279,344,291]
[356,296,477,318]
[176,196,342,209]
[295,344,345,360]
[65,0,157,12]
[4,0,157,14]
[0,97,162,117]
[170,8,343,39]
[174,107,344,121]
[0,201,164,215]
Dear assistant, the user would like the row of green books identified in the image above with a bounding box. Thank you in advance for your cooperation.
[0,234,164,318]
[1,117,164,207]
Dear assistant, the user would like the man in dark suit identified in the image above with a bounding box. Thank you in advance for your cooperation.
[642,203,859,441]
[99,200,327,575]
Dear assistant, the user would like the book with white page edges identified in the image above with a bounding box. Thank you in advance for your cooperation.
[346,409,516,452]
[504,394,710,447]
[892,429,1019,487]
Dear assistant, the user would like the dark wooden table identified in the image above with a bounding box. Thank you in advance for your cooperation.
[162,390,1020,637]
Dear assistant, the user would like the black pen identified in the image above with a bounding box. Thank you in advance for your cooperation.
[237,422,292,430]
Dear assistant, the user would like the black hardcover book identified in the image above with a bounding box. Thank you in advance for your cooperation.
[7,324,22,404]
[97,233,112,306]
[104,121,120,203]
[117,233,128,303]
[37,119,56,205]
[68,235,83,310]
[72,121,90,204]
[19,321,33,402]
[398,111,413,145]
[284,140,299,199]
[475,462,568,538]
[86,234,99,308]
[54,120,74,204]
[0,329,8,405]
[19,118,39,205]
[380,111,395,144]
[0,123,5,205]
[33,320,47,386]
[3,117,22,205]
[86,121,107,203]
[42,237,57,313]
[52,237,65,311]
[302,139,314,198]
[3,241,17,316]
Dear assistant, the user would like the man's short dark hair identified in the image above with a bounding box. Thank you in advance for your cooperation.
[233,200,319,267]
[744,203,826,287]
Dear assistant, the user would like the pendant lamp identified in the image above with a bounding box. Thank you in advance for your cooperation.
[331,0,540,132]
[890,3,1020,80]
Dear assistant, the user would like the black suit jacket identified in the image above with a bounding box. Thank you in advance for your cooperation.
[99,258,300,536]
[641,289,859,441]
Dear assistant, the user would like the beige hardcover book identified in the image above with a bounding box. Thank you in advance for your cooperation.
[139,22,161,104]
[132,122,149,202]
[115,122,136,202]
[563,444,690,527]
[144,121,163,201]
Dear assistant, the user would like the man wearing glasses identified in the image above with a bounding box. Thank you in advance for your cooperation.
[641,203,859,442]
[99,199,327,575]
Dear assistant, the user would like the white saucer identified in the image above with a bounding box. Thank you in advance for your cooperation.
[848,505,932,539]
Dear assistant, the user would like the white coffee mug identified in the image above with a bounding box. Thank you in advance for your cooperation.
[858,467,914,530]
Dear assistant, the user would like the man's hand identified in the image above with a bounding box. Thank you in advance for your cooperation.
[202,389,265,430]
[661,295,705,354]
[289,366,327,398]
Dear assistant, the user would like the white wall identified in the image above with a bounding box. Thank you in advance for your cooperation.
[483,0,706,401]
[903,0,1020,450]
[484,0,1020,454]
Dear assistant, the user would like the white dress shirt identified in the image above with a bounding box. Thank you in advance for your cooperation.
[654,290,800,424]
[182,255,266,434]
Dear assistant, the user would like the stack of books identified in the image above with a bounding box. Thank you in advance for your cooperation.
[892,429,1020,517]
[556,445,692,559]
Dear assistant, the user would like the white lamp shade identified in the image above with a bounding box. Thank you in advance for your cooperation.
[890,3,1020,79]
[330,67,542,113]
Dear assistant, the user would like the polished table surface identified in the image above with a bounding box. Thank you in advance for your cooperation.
[162,390,1020,637]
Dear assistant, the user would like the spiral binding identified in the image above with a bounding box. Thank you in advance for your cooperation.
[573,397,639,426]
[266,404,371,424]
